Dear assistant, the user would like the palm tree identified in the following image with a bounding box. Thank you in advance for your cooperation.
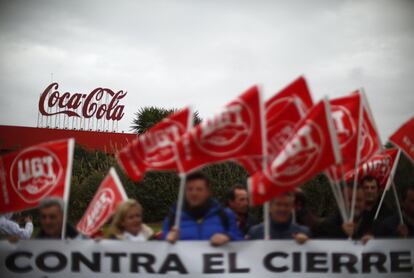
[130,106,201,134]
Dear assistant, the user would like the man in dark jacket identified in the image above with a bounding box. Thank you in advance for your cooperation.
[316,185,373,243]
[225,184,259,236]
[162,172,242,246]
[361,175,393,228]
[246,192,310,244]
[375,185,414,238]
[36,198,80,239]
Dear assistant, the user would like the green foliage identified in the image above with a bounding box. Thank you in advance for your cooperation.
[130,106,202,134]
[68,145,250,223]
[302,174,337,217]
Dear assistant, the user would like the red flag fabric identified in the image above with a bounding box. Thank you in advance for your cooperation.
[327,92,363,180]
[266,76,313,120]
[331,92,362,164]
[77,168,127,236]
[248,99,341,206]
[117,107,192,181]
[0,138,74,214]
[334,92,383,179]
[389,116,414,163]
[236,77,313,174]
[237,99,304,174]
[359,107,382,164]
[344,148,400,188]
[175,86,265,173]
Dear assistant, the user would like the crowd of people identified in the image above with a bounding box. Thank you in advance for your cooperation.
[1,171,413,244]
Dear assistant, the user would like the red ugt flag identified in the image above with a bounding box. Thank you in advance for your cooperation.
[327,91,363,180]
[344,148,400,189]
[389,116,414,163]
[266,76,313,120]
[236,77,313,174]
[249,100,341,206]
[331,92,362,165]
[0,138,75,214]
[237,99,304,174]
[117,107,192,181]
[338,91,382,178]
[175,86,265,173]
[77,168,127,236]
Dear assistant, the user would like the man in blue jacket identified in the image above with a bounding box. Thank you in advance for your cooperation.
[162,172,243,246]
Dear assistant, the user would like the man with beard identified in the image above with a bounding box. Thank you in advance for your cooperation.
[162,172,242,246]
[225,184,258,236]
[361,175,393,224]
[316,185,373,243]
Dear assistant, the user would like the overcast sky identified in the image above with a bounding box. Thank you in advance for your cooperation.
[0,0,413,141]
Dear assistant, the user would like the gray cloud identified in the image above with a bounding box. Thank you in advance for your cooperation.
[0,0,413,141]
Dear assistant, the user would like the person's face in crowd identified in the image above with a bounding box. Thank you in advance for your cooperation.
[270,195,294,223]
[403,189,414,218]
[228,188,249,215]
[185,178,211,207]
[362,179,379,204]
[345,187,366,218]
[40,205,63,238]
[121,205,142,235]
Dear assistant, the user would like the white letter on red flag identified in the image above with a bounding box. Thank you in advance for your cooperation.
[175,86,265,173]
[77,168,127,236]
[248,99,341,206]
[117,107,192,181]
[0,139,75,214]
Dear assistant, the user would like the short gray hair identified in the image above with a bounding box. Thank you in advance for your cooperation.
[39,197,64,212]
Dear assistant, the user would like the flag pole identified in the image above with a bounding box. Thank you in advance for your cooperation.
[391,181,404,225]
[173,173,186,230]
[349,91,364,223]
[172,107,193,235]
[324,98,345,221]
[339,165,350,216]
[373,186,388,220]
[62,138,75,240]
[326,171,347,222]
[374,150,401,220]
[331,168,348,219]
[258,86,270,240]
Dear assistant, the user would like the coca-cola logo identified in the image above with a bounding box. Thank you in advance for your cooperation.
[140,120,185,167]
[267,121,324,186]
[10,147,63,203]
[331,105,356,148]
[194,99,254,157]
[80,188,115,235]
[38,83,127,121]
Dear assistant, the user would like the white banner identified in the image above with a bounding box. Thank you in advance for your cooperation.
[0,239,413,277]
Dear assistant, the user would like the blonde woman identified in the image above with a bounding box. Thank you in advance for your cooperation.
[108,199,154,241]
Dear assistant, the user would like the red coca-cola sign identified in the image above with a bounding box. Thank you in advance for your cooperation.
[38,83,127,121]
